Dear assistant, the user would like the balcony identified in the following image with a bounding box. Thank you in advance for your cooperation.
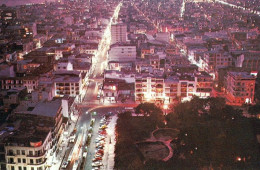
[27,150,46,158]
[7,161,16,164]
[6,152,15,156]
[34,158,47,165]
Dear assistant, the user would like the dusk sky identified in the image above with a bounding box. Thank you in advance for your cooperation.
[0,0,55,6]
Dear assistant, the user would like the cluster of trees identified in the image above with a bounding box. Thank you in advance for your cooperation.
[115,103,165,169]
[166,97,259,168]
[115,98,260,169]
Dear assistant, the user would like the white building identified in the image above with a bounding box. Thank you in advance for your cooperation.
[5,99,64,170]
[54,71,84,102]
[108,44,136,62]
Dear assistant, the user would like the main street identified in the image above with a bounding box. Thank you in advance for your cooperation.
[64,2,123,170]
[215,0,260,16]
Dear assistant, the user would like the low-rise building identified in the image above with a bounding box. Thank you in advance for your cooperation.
[135,74,165,104]
[225,72,256,105]
[54,71,83,102]
[108,43,136,62]
[4,99,63,170]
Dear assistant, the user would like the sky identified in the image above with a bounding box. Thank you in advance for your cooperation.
[0,0,56,6]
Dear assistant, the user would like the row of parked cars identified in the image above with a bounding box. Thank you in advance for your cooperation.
[92,116,110,169]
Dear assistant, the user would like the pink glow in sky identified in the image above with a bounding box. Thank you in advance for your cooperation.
[0,0,56,6]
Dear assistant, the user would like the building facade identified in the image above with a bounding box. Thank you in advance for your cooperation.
[111,23,127,45]
[225,72,256,105]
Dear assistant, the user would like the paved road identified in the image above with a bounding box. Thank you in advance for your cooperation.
[59,3,123,170]
[80,107,123,170]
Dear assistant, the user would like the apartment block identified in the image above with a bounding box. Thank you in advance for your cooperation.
[111,23,127,45]
[225,72,256,105]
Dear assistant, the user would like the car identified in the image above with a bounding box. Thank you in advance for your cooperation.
[94,154,102,159]
[97,150,104,154]
[69,135,76,143]
[96,145,104,149]
[73,160,79,170]
[62,161,68,168]
[100,125,107,129]
[92,161,103,167]
[93,157,102,162]
[83,152,88,158]
[95,152,103,157]
[98,140,105,144]
[99,130,107,135]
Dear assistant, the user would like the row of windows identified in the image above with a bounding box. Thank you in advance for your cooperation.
[10,166,43,170]
[8,149,42,156]
[2,80,23,84]
[56,83,79,86]
[8,157,43,164]
[24,81,36,84]
[2,85,22,89]
[57,91,79,95]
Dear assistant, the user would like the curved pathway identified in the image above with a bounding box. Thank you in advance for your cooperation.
[136,128,179,162]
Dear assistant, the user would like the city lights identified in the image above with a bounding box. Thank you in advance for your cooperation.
[0,0,259,169]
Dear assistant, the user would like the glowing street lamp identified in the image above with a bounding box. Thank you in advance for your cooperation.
[163,104,168,116]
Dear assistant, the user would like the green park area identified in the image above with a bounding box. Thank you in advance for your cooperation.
[114,97,259,170]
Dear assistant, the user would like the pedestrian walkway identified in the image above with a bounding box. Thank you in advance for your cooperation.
[48,113,80,170]
[102,115,118,170]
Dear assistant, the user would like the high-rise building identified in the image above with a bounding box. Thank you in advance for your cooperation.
[111,23,127,45]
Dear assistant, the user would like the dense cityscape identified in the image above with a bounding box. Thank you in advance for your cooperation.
[0,0,260,169]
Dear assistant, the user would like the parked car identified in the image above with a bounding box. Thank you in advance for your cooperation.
[62,161,68,168]
[83,152,88,158]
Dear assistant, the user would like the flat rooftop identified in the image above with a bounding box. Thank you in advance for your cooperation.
[0,113,54,147]
[14,99,61,118]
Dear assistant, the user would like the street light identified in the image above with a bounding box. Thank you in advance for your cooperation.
[163,104,168,115]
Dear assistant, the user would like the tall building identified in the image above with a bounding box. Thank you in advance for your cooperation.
[111,23,127,45]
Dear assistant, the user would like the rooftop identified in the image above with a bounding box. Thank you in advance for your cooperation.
[229,72,256,79]
[14,99,61,118]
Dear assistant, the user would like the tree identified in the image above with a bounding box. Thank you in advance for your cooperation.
[168,97,259,168]
[135,102,164,127]
[248,104,260,116]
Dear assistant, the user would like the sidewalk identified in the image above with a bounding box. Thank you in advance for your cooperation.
[102,115,118,170]
[49,113,80,170]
